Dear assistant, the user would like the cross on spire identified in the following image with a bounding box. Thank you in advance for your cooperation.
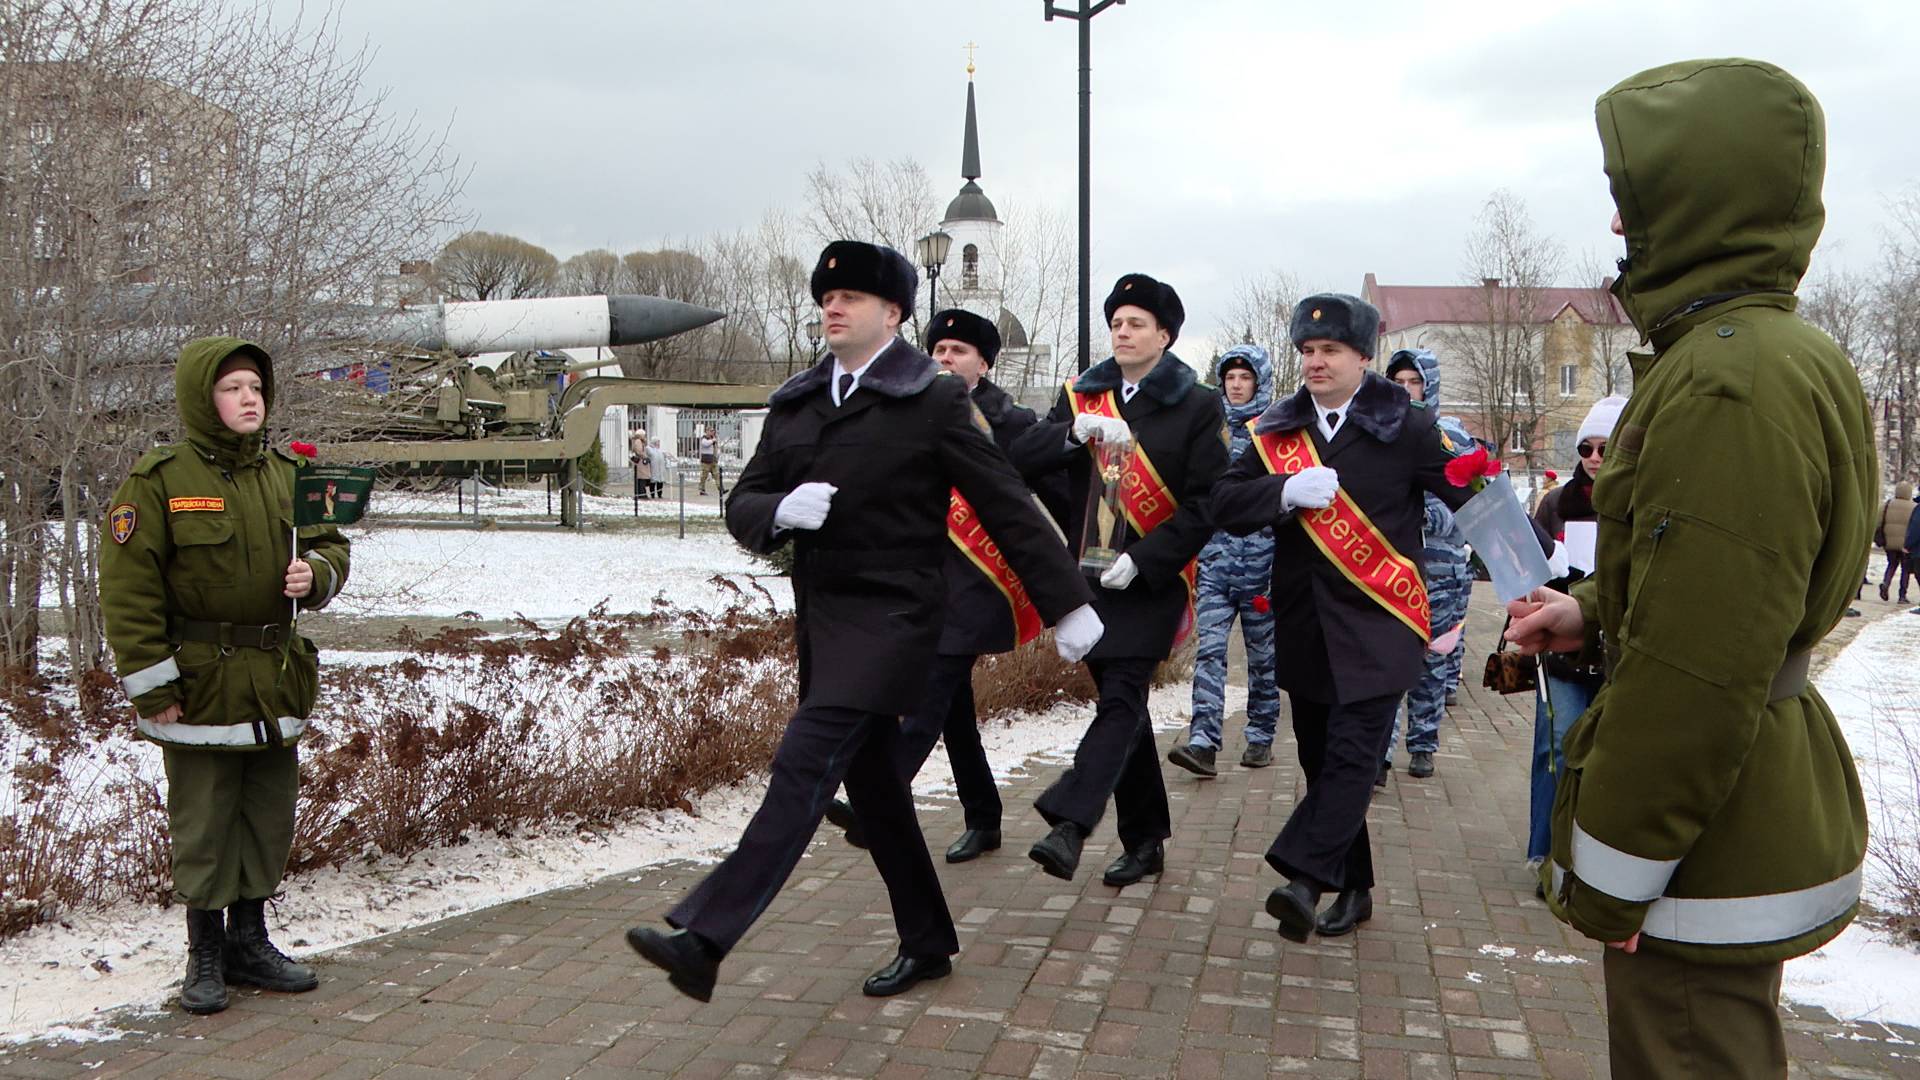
[965,41,977,78]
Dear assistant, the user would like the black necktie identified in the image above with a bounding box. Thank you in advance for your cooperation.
[838,372,854,404]
[1327,410,1340,434]
[1122,384,1137,403]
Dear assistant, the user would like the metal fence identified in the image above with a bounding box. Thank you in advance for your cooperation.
[673,409,743,465]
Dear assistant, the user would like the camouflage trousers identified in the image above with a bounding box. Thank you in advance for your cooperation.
[1187,571,1279,750]
[1387,562,1473,759]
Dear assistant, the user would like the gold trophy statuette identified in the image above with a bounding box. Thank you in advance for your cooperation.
[1079,437,1130,574]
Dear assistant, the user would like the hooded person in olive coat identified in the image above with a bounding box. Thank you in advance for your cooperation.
[100,337,351,1016]
[1506,59,1876,1078]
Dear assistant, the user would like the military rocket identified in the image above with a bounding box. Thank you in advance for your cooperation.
[360,294,723,355]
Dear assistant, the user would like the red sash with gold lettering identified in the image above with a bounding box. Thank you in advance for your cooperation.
[947,490,1045,648]
[1250,427,1430,642]
[1065,380,1198,647]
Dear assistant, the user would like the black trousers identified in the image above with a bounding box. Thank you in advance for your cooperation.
[668,704,958,959]
[1268,692,1399,892]
[1034,657,1171,851]
[896,653,1001,832]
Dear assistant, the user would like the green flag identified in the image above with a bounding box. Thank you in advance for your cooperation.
[294,463,376,527]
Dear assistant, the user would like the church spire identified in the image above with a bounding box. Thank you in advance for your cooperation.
[961,78,981,182]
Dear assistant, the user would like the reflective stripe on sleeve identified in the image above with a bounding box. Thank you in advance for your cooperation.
[306,551,343,604]
[1550,861,1862,945]
[1570,822,1682,903]
[136,714,306,747]
[121,655,180,698]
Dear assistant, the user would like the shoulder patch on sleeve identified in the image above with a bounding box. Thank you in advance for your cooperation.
[130,446,175,477]
[109,503,137,544]
[969,401,993,436]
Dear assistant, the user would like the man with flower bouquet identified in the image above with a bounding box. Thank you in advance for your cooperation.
[1211,295,1555,943]
[100,339,355,1015]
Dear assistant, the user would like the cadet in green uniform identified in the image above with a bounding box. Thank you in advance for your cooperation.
[1506,60,1875,1078]
[100,338,351,1016]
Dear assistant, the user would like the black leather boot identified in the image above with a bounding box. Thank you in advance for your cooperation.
[1101,840,1165,887]
[181,908,229,1015]
[824,797,868,849]
[1265,878,1323,944]
[1028,821,1087,881]
[1314,889,1373,937]
[946,828,1001,863]
[225,897,319,993]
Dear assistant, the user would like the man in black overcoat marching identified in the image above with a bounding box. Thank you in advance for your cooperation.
[1008,273,1229,887]
[627,242,1103,1001]
[1212,293,1555,943]
[821,307,1071,863]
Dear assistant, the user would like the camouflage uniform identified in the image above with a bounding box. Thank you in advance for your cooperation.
[1187,345,1279,753]
[1383,349,1472,762]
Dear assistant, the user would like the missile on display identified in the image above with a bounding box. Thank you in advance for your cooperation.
[358,294,724,355]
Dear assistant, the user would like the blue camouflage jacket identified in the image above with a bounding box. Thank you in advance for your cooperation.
[1200,345,1276,585]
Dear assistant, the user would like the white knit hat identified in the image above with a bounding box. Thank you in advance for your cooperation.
[1578,395,1628,444]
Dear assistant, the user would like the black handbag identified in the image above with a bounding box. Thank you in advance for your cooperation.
[1482,619,1539,695]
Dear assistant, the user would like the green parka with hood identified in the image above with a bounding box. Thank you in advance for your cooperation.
[99,338,351,748]
[1548,59,1877,965]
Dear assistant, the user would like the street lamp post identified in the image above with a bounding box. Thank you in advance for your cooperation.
[804,316,823,364]
[915,229,953,326]
[1042,0,1126,373]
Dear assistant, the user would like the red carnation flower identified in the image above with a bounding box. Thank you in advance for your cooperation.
[1444,445,1490,488]
[289,440,317,459]
[1251,595,1271,614]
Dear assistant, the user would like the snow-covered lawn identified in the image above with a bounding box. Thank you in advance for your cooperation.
[333,521,790,621]
[1782,612,1920,1030]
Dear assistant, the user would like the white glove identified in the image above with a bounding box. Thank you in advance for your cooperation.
[1546,540,1570,579]
[773,482,838,531]
[1071,413,1133,450]
[1280,466,1339,511]
[1098,553,1138,590]
[1054,603,1105,663]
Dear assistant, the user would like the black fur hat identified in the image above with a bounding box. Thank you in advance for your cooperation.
[925,308,1002,366]
[1289,293,1380,358]
[1103,273,1185,346]
[810,240,918,317]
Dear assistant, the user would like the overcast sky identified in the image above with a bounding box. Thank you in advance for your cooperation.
[296,0,1920,353]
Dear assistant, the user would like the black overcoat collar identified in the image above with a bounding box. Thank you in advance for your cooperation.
[971,376,1016,424]
[1071,352,1197,407]
[1252,370,1408,446]
[767,337,938,406]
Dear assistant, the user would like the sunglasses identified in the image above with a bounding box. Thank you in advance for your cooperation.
[1577,441,1605,459]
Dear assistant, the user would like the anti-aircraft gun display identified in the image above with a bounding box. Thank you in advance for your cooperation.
[315,293,779,524]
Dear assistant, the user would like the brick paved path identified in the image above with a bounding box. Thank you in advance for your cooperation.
[6,595,1918,1079]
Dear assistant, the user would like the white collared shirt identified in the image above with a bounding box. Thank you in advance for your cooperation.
[830,338,894,406]
[1313,393,1355,442]
[1121,379,1141,404]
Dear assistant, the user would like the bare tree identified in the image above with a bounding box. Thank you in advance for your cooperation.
[803,156,938,341]
[1872,187,1920,480]
[434,231,556,300]
[1222,269,1307,393]
[0,0,463,678]
[1573,248,1637,396]
[992,198,1080,389]
[557,248,626,295]
[1443,190,1565,467]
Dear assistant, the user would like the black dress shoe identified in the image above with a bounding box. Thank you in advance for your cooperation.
[1167,743,1218,777]
[1265,879,1322,944]
[1314,889,1373,937]
[1374,761,1389,788]
[824,797,868,849]
[1101,840,1165,887]
[946,828,1001,863]
[862,953,953,997]
[1028,821,1087,880]
[626,926,719,1003]
[1407,751,1435,779]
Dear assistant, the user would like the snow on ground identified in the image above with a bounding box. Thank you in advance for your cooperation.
[330,517,790,622]
[0,648,1200,1043]
[1782,611,1920,1030]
